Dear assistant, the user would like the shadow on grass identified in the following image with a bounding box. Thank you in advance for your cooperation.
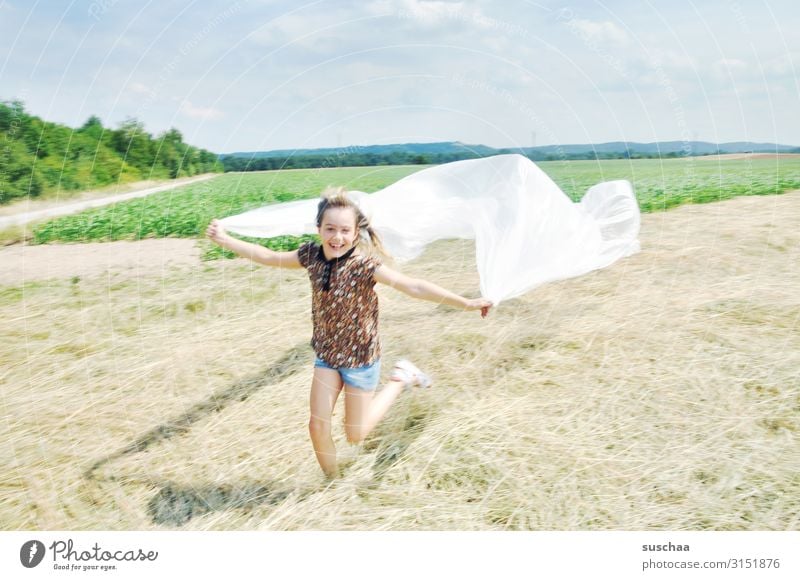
[365,397,437,481]
[147,481,304,526]
[82,343,312,524]
[85,343,310,480]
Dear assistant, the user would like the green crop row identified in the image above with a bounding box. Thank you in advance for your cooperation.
[543,157,800,212]
[31,165,422,253]
[31,157,800,258]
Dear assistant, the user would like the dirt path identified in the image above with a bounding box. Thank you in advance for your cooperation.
[0,173,219,229]
[0,238,202,284]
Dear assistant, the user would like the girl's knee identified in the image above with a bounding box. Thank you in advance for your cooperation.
[308,417,331,439]
[344,423,367,444]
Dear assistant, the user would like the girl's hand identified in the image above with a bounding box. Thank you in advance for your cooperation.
[466,298,493,318]
[206,219,230,245]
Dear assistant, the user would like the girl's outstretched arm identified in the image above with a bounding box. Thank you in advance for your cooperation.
[374,264,492,318]
[205,219,303,269]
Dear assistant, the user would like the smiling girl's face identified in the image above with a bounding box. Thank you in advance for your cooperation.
[318,206,359,260]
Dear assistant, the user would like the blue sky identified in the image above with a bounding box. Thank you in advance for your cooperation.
[1,0,797,153]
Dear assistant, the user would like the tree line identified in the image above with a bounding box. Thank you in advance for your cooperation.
[220,151,455,171]
[0,100,222,204]
[218,148,743,173]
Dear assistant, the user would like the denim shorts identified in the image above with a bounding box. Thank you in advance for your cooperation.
[313,356,381,392]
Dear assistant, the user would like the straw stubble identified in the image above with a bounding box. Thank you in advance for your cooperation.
[1,191,798,530]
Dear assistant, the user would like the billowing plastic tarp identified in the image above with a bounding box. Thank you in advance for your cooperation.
[220,154,640,304]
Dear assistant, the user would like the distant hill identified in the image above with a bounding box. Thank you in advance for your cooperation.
[225,141,498,159]
[225,140,798,159]
[523,141,798,156]
[220,140,799,172]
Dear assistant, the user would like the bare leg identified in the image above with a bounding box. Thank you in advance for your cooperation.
[343,379,406,444]
[308,367,343,478]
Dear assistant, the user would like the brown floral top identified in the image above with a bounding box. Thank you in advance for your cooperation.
[297,242,382,368]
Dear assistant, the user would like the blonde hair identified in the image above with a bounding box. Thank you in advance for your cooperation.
[316,186,390,259]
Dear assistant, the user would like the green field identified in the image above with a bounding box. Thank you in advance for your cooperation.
[544,156,800,211]
[31,157,800,256]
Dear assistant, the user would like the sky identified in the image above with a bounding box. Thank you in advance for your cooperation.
[1,0,797,154]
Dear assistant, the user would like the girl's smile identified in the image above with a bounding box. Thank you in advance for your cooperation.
[319,207,358,260]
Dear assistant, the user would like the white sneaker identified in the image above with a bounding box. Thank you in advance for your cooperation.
[391,359,432,389]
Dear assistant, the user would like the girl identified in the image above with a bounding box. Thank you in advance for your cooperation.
[206,188,492,478]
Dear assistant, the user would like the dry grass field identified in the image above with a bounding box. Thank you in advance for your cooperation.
[1,190,798,530]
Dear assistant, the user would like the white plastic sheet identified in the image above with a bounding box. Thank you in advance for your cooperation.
[220,154,640,304]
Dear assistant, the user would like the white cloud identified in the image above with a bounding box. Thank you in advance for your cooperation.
[373,0,514,36]
[638,49,697,76]
[709,57,749,82]
[179,100,224,120]
[130,82,156,96]
[566,19,630,46]
[716,58,747,69]
[250,12,329,47]
[394,0,465,22]
[763,52,800,78]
